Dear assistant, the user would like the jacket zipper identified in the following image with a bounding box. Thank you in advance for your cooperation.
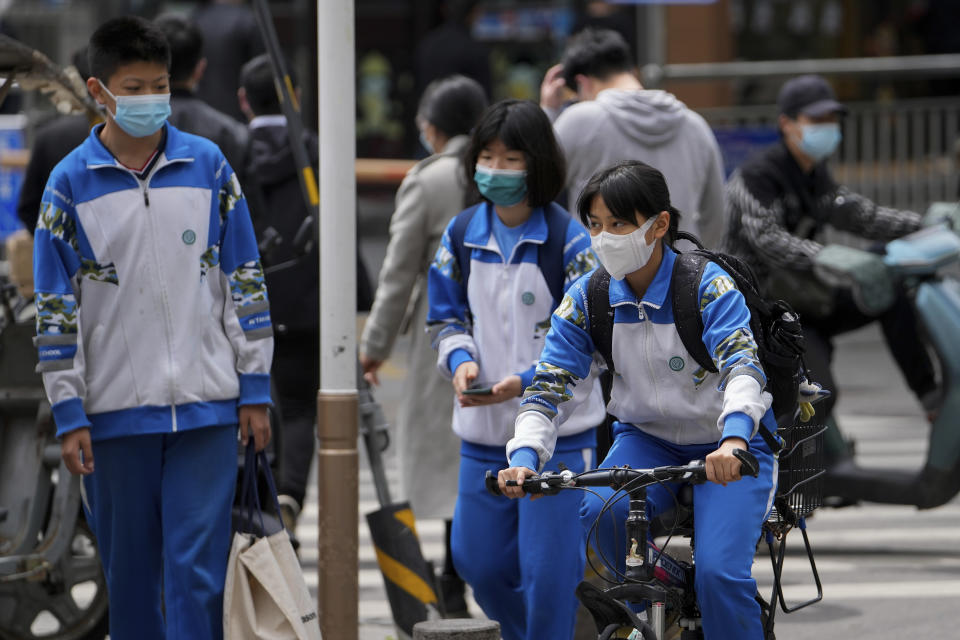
[88,155,193,431]
[641,304,666,418]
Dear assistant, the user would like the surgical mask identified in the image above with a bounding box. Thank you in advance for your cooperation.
[590,215,658,280]
[474,165,528,207]
[98,80,171,138]
[419,131,434,155]
[799,123,841,162]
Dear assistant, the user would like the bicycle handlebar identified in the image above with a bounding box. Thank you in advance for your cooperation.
[484,448,759,497]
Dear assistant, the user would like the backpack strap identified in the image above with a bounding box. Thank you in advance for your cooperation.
[539,203,574,307]
[586,267,615,373]
[671,251,716,374]
[449,204,481,291]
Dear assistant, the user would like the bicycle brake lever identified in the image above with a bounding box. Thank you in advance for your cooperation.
[732,448,760,478]
[484,470,502,496]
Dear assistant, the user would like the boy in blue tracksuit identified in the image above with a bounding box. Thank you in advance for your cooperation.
[426,99,605,640]
[32,17,272,640]
[499,161,779,640]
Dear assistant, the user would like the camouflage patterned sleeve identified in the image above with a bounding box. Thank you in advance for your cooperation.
[426,218,478,377]
[216,158,274,406]
[33,177,91,436]
[697,261,770,440]
[518,277,595,421]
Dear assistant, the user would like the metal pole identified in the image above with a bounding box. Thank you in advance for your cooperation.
[317,1,358,639]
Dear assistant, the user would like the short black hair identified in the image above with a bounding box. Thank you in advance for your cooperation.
[88,16,171,83]
[417,74,488,139]
[463,99,566,209]
[154,14,203,86]
[577,161,681,245]
[241,53,297,116]
[560,28,633,92]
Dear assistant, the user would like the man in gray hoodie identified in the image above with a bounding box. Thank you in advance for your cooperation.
[541,28,726,248]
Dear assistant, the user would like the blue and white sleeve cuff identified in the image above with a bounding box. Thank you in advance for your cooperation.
[52,397,92,438]
[447,349,474,375]
[720,411,754,446]
[239,373,272,406]
[508,447,540,473]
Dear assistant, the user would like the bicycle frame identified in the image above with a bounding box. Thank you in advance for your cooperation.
[486,444,823,640]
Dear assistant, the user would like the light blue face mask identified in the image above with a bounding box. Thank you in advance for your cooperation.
[474,164,528,207]
[799,123,842,162]
[98,80,171,138]
[419,130,434,155]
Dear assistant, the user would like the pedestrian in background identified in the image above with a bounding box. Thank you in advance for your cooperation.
[426,99,605,640]
[192,0,264,122]
[540,28,727,249]
[237,53,318,531]
[155,14,250,180]
[35,16,272,638]
[415,0,491,103]
[360,74,488,614]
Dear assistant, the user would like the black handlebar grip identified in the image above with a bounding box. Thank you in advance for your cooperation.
[484,470,503,496]
[732,448,760,478]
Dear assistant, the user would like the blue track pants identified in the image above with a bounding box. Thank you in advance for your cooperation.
[81,424,237,640]
[580,425,777,640]
[451,440,593,640]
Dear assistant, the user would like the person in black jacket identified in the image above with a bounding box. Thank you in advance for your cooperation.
[415,0,491,100]
[237,54,372,527]
[192,0,265,122]
[724,75,939,463]
[155,14,249,181]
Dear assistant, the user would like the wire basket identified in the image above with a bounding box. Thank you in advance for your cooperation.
[768,423,827,524]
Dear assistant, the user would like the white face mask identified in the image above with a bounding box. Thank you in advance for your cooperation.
[590,215,658,280]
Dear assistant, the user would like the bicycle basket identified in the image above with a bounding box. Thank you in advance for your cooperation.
[769,423,827,524]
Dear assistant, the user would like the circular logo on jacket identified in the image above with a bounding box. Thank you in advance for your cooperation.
[669,356,685,371]
[182,229,197,245]
[521,292,535,305]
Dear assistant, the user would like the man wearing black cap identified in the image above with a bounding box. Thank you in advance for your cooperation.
[724,74,939,464]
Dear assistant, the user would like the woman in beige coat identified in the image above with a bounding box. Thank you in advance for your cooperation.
[360,75,487,613]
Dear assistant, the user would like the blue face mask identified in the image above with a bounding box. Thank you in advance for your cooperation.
[799,123,841,162]
[419,130,434,155]
[99,80,171,138]
[474,164,528,207]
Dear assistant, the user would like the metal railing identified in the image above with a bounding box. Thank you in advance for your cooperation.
[701,96,960,213]
[644,54,960,212]
[642,53,960,87]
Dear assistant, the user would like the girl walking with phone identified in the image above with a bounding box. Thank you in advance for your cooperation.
[426,99,604,640]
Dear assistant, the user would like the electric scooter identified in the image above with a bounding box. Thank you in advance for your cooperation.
[818,203,960,508]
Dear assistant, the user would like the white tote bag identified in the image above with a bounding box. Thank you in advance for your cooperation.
[224,442,322,640]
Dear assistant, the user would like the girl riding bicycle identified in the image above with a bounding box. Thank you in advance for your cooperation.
[427,99,605,640]
[498,160,778,640]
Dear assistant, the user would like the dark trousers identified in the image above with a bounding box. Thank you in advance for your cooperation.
[273,329,320,507]
[803,288,937,424]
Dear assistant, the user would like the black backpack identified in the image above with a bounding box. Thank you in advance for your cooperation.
[587,231,808,451]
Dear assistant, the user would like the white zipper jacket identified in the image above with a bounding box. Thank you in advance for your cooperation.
[34,124,273,440]
[426,202,605,447]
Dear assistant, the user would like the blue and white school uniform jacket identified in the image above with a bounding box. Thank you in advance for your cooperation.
[512,245,773,469]
[34,124,273,441]
[427,202,605,449]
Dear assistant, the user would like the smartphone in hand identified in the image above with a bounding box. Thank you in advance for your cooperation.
[461,383,494,396]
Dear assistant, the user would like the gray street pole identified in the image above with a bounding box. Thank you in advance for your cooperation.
[316,1,358,639]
